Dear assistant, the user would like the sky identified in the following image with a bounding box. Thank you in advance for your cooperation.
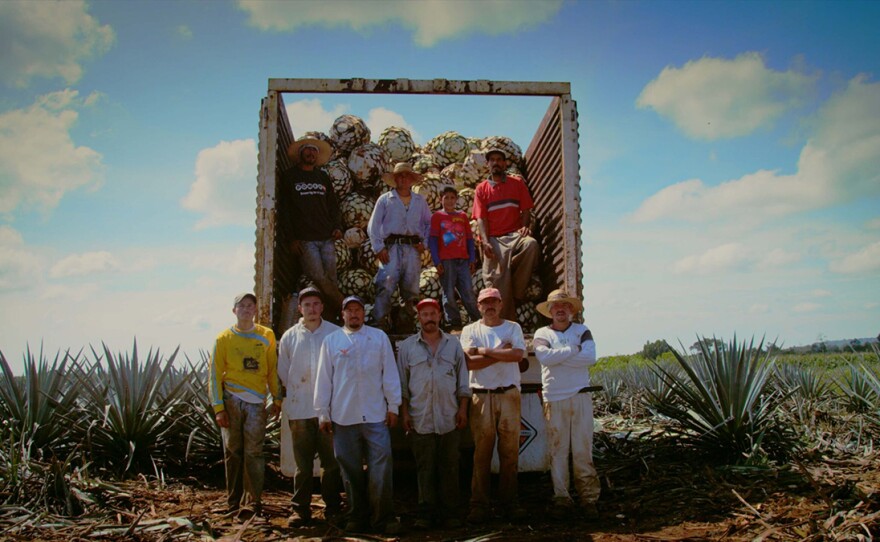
[1,0,878,371]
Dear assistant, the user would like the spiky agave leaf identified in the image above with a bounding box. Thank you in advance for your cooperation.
[74,341,189,475]
[0,346,85,458]
[648,335,795,463]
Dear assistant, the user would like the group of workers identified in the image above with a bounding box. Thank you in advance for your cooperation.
[207,137,599,535]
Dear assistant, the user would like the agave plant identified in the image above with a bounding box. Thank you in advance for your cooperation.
[73,342,189,474]
[835,363,880,413]
[169,353,223,467]
[649,335,794,463]
[0,347,85,458]
[773,362,834,428]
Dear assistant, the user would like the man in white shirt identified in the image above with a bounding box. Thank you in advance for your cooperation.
[534,289,600,520]
[314,295,403,535]
[278,287,343,527]
[459,287,527,524]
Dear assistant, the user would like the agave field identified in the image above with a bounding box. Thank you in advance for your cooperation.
[0,337,878,541]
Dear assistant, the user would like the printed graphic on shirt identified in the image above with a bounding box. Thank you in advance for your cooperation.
[438,214,469,258]
[294,182,327,196]
[243,356,259,371]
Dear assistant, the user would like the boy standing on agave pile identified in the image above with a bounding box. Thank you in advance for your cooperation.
[429,186,480,331]
[209,292,281,518]
[533,289,600,520]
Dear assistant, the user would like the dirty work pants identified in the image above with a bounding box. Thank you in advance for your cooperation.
[410,429,462,522]
[482,232,539,321]
[333,422,394,529]
[373,243,421,323]
[469,388,521,511]
[543,393,601,505]
[301,240,344,316]
[289,418,343,516]
[222,392,267,508]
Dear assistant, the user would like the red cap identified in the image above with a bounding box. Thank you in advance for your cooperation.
[416,298,441,311]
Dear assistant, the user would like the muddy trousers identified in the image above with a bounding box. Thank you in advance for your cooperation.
[469,388,521,511]
[221,393,267,508]
[289,418,343,516]
[482,232,539,322]
[543,393,601,505]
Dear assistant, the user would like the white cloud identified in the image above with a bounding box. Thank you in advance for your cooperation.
[633,76,880,222]
[811,289,832,297]
[749,304,770,314]
[673,242,801,275]
[40,283,99,302]
[237,0,562,47]
[637,52,815,140]
[829,241,880,274]
[0,0,114,87]
[285,99,348,137]
[0,226,43,291]
[366,107,421,144]
[285,99,421,144]
[0,89,104,216]
[49,251,120,278]
[866,217,880,230]
[176,25,193,39]
[181,139,258,229]
[793,302,821,313]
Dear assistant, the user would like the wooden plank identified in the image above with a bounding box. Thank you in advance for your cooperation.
[269,78,570,96]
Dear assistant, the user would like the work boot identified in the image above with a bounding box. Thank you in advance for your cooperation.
[581,502,599,521]
[287,509,311,527]
[467,507,489,525]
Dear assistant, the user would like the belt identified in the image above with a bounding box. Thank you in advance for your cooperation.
[386,234,421,245]
[578,386,604,393]
[472,385,516,394]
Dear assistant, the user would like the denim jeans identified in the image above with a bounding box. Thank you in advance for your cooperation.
[469,388,521,511]
[410,429,462,522]
[290,418,343,516]
[332,422,395,528]
[543,394,601,505]
[222,392,267,508]
[373,244,421,322]
[439,259,480,326]
[301,240,344,313]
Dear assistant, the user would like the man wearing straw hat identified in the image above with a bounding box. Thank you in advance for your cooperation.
[533,289,600,520]
[282,135,345,318]
[366,162,432,330]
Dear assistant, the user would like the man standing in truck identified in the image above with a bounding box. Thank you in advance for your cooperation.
[282,136,345,318]
[314,295,403,535]
[397,298,470,529]
[367,162,432,330]
[277,287,343,527]
[460,287,527,524]
[473,148,539,322]
[209,292,281,518]
[533,289,600,520]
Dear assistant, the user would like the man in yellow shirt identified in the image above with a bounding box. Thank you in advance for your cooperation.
[209,293,281,518]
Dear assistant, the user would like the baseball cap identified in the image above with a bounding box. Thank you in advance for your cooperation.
[416,298,441,311]
[477,287,502,302]
[298,286,323,302]
[233,292,257,307]
[342,295,365,309]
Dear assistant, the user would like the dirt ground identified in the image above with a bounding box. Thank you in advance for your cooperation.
[5,429,879,541]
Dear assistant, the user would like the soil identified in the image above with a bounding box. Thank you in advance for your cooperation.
[4,426,878,541]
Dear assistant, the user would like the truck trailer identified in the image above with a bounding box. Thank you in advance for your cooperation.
[255,78,584,471]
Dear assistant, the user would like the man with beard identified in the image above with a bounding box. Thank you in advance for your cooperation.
[282,136,345,318]
[472,148,539,321]
[533,289,600,520]
[278,287,343,527]
[397,298,469,529]
[314,296,403,535]
[459,288,527,524]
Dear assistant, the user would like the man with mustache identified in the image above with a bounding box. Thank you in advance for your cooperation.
[472,148,539,321]
[533,289,600,521]
[314,295,403,535]
[397,298,469,529]
[460,287,527,524]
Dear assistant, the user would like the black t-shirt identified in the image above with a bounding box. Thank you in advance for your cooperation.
[280,167,342,241]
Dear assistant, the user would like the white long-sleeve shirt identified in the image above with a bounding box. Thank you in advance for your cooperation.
[278,318,340,420]
[314,325,402,426]
[533,322,597,402]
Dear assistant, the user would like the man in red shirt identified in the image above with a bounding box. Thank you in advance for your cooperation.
[472,148,539,321]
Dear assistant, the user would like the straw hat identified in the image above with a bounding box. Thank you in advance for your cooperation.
[536,289,583,318]
[382,162,423,187]
[288,137,333,167]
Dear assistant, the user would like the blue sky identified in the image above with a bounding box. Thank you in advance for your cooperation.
[1,0,878,371]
